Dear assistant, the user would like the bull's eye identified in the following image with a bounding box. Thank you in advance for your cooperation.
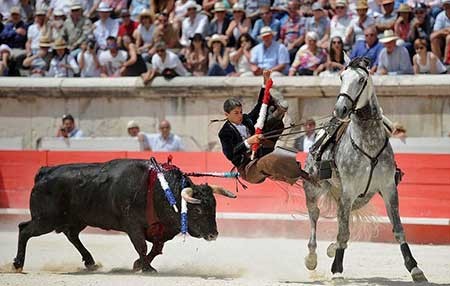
[194,208,203,215]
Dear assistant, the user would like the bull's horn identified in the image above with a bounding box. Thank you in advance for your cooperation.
[210,185,237,198]
[181,187,201,204]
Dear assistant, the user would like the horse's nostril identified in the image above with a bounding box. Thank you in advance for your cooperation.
[342,106,347,115]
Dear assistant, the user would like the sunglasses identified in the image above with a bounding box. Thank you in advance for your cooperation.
[415,10,425,14]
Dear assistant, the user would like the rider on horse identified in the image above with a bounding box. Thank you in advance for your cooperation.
[218,70,312,185]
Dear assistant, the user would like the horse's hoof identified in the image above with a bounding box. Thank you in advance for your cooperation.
[85,263,99,271]
[411,267,428,282]
[327,243,337,258]
[304,253,318,270]
[132,259,142,272]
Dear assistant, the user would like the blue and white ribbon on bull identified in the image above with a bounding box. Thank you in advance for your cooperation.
[180,176,201,240]
[150,157,179,212]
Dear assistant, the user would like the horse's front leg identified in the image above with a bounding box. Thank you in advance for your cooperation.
[304,184,320,270]
[380,184,428,282]
[331,193,352,277]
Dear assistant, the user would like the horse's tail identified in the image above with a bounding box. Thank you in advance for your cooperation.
[318,188,379,240]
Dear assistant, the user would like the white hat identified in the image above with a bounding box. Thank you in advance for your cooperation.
[71,1,83,10]
[379,29,399,43]
[185,0,202,11]
[335,0,347,7]
[0,44,12,54]
[97,2,112,12]
[53,9,65,16]
[208,34,227,47]
[212,2,227,12]
[232,3,245,12]
[259,26,275,37]
[127,120,140,129]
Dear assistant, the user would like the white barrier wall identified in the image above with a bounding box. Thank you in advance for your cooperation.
[0,76,449,149]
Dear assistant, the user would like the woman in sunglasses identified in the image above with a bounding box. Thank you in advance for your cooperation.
[412,38,447,74]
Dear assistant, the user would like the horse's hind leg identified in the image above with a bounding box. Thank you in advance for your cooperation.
[380,185,428,282]
[304,184,320,270]
[14,219,55,271]
[331,195,352,277]
[63,224,98,270]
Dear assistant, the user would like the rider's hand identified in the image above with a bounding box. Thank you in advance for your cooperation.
[263,69,272,85]
[246,134,262,145]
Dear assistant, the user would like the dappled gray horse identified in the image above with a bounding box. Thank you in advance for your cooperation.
[302,58,427,282]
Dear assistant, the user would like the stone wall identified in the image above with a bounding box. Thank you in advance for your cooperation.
[0,75,449,149]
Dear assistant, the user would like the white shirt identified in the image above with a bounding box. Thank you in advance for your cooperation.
[331,14,352,41]
[151,50,188,76]
[137,24,155,46]
[303,134,316,153]
[27,23,43,52]
[146,133,184,151]
[0,0,20,19]
[93,18,119,49]
[98,49,128,76]
[346,15,375,43]
[77,51,101,77]
[180,13,209,46]
[50,0,71,15]
[47,54,80,77]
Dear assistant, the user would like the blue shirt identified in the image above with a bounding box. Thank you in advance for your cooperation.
[433,10,450,31]
[305,16,330,40]
[146,133,184,151]
[250,41,290,74]
[251,18,281,41]
[376,45,413,75]
[350,40,384,68]
[0,21,27,49]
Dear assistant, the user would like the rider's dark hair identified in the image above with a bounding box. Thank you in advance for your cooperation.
[223,98,242,113]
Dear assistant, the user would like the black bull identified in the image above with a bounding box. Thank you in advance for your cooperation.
[13,159,236,272]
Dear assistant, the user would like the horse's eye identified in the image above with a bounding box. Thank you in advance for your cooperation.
[359,78,365,84]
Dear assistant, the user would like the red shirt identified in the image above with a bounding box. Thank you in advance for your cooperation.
[118,20,139,37]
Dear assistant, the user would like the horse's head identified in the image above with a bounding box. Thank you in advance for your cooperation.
[334,57,371,120]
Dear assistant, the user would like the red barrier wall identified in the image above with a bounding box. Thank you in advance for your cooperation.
[1,151,449,243]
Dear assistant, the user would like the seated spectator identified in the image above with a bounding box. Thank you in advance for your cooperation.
[99,0,128,18]
[153,11,181,50]
[0,7,28,58]
[57,114,83,138]
[431,0,450,64]
[174,0,191,24]
[376,29,413,74]
[412,38,447,74]
[289,31,327,76]
[320,35,349,76]
[120,35,147,76]
[77,39,101,77]
[208,2,230,37]
[117,9,138,47]
[345,0,375,47]
[147,119,184,151]
[185,33,209,76]
[229,33,257,77]
[180,1,209,48]
[134,9,155,62]
[127,120,151,151]
[47,0,71,17]
[251,5,281,41]
[99,36,128,77]
[129,0,150,21]
[151,0,175,16]
[22,36,53,77]
[271,0,290,22]
[93,3,119,50]
[350,26,384,73]
[330,0,352,43]
[63,1,92,58]
[47,38,80,77]
[49,10,66,42]
[202,0,230,15]
[408,3,434,47]
[225,3,251,48]
[25,9,48,56]
[394,3,414,56]
[279,0,306,63]
[241,0,270,21]
[305,2,330,49]
[250,26,290,76]
[207,34,231,76]
[375,0,397,35]
[0,44,12,76]
[141,41,189,84]
[20,0,34,25]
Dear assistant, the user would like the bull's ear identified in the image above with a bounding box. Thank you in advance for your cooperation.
[181,187,201,204]
[210,185,237,199]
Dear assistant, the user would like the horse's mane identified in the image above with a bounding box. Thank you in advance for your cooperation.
[347,57,371,72]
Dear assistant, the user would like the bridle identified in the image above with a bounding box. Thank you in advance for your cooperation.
[336,66,369,115]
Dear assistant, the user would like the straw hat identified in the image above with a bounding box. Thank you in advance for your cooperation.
[71,1,82,10]
[232,3,245,12]
[208,34,227,47]
[379,29,399,43]
[382,0,394,5]
[35,9,47,15]
[39,35,52,47]
[138,8,152,20]
[127,120,140,129]
[53,38,67,49]
[53,10,65,17]
[259,26,275,37]
[10,6,21,15]
[355,0,369,9]
[97,2,112,12]
[335,0,347,7]
[397,3,412,13]
[212,2,227,12]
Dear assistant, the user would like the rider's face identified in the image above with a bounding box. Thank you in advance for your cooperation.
[226,106,243,125]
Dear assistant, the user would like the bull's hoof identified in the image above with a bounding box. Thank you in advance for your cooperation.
[85,263,99,271]
[304,253,318,270]
[12,264,23,273]
[142,265,157,273]
[132,259,142,272]
[411,267,428,282]
[331,273,344,283]
[12,259,23,272]
[327,243,338,258]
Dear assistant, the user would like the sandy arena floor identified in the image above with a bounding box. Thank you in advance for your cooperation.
[0,230,449,286]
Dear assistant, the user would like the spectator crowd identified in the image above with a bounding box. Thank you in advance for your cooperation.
[1,0,449,79]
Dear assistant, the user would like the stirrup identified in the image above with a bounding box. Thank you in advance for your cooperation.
[316,160,333,180]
